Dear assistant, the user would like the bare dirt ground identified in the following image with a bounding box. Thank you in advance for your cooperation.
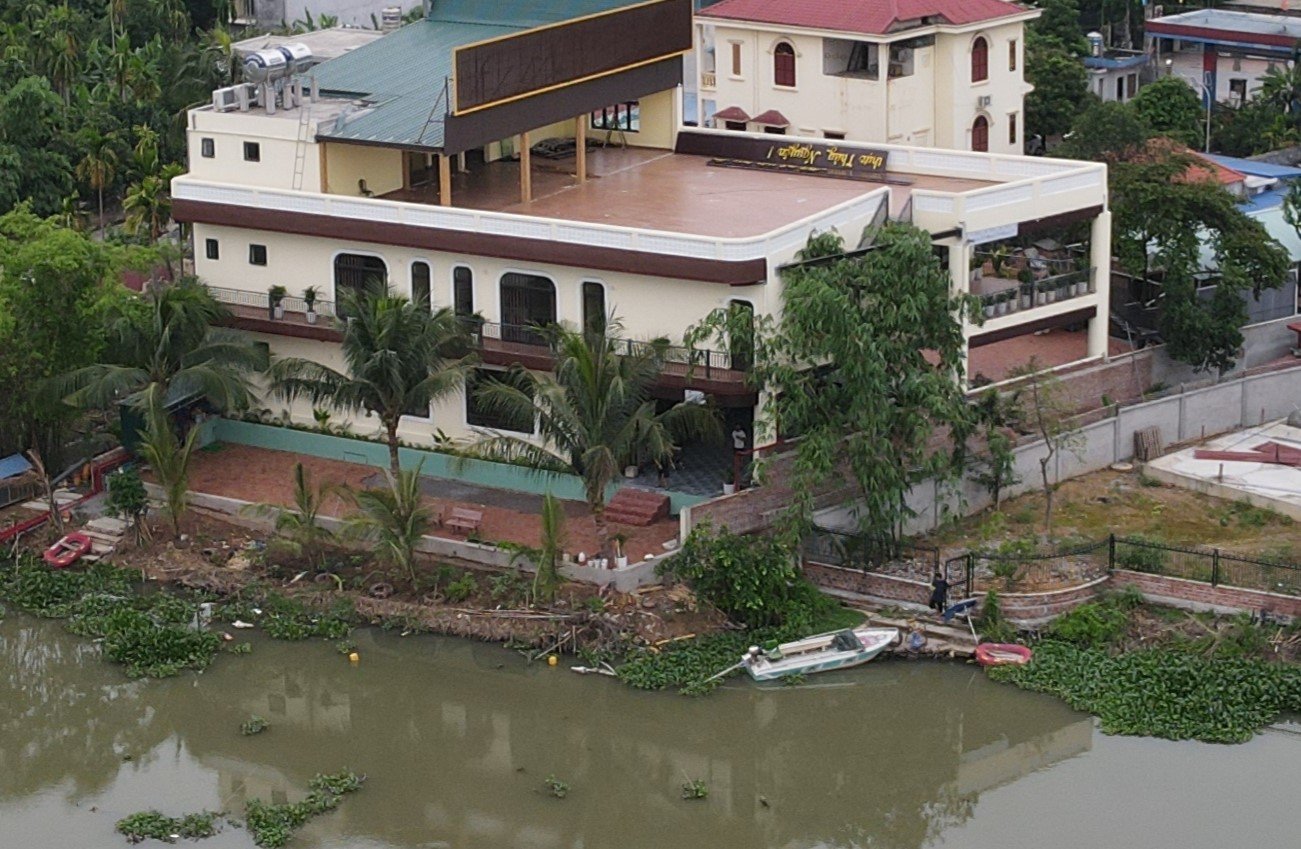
[183,443,681,562]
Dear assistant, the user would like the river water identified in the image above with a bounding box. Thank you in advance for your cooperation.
[2,614,1298,849]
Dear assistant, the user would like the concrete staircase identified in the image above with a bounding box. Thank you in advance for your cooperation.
[604,487,670,527]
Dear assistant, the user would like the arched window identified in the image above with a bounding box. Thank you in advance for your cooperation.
[971,36,989,82]
[774,42,796,87]
[334,253,387,318]
[971,115,989,152]
[411,261,431,311]
[500,272,556,346]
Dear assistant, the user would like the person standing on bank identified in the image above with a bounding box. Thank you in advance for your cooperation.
[929,570,949,614]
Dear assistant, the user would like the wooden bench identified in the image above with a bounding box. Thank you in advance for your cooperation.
[445,508,484,535]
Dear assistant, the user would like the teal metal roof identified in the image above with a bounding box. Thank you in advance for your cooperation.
[310,0,640,150]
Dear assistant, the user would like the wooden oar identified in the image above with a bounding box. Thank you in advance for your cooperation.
[701,660,746,684]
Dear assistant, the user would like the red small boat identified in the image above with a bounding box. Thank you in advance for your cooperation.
[975,643,1033,668]
[43,532,93,568]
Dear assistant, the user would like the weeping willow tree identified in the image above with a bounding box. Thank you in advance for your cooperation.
[689,223,979,545]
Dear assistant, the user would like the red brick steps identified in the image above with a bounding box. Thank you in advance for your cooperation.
[604,487,670,527]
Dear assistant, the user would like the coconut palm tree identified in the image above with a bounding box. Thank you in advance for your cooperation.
[243,462,336,567]
[123,164,183,241]
[75,129,119,234]
[269,282,470,479]
[136,384,200,538]
[57,279,269,412]
[342,462,433,585]
[471,318,720,555]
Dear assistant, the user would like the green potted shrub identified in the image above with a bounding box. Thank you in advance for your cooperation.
[303,285,319,323]
[612,532,629,568]
[268,284,288,320]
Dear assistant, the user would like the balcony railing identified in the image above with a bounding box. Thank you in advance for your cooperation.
[206,285,750,386]
[974,268,1095,320]
[701,70,717,89]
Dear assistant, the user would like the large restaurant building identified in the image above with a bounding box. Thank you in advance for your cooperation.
[173,0,1110,460]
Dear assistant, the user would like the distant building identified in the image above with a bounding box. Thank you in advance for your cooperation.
[232,0,419,31]
[693,0,1039,154]
[1082,32,1152,104]
[1146,9,1301,106]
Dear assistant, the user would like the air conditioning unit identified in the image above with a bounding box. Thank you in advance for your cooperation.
[977,94,993,109]
[212,86,241,112]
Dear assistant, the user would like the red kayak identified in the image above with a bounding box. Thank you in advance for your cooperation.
[975,643,1033,668]
[43,532,93,569]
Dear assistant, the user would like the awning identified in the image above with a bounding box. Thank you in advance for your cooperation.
[0,453,32,481]
[751,109,790,127]
[712,105,751,122]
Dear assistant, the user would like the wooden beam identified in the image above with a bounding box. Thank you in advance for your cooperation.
[575,116,587,183]
[438,154,452,207]
[520,131,532,203]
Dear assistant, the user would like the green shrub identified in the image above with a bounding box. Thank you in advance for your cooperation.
[1115,536,1168,573]
[659,524,827,630]
[444,574,477,603]
[1048,594,1134,648]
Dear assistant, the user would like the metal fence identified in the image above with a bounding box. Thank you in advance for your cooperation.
[1113,536,1301,597]
[805,528,1301,599]
[801,526,940,574]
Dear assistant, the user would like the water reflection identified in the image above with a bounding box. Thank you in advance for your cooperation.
[0,617,1093,849]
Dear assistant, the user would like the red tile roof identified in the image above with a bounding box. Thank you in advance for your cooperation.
[699,0,1032,36]
[751,109,790,126]
[713,105,751,121]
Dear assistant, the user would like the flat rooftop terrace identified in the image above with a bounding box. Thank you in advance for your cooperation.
[379,146,992,238]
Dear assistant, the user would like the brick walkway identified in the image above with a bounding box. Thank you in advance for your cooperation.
[187,444,679,561]
[969,328,1133,384]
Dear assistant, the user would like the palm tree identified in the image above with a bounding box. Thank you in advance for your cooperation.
[243,462,335,567]
[1259,63,1301,126]
[136,384,201,538]
[58,279,269,412]
[342,462,433,585]
[471,319,720,555]
[123,164,183,241]
[75,129,119,234]
[269,282,470,479]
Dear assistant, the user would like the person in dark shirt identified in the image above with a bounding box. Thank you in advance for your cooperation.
[929,570,949,614]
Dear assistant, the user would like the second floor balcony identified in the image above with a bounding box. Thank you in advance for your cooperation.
[206,284,755,400]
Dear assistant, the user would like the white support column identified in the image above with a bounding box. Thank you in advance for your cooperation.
[1088,209,1112,361]
[950,239,973,390]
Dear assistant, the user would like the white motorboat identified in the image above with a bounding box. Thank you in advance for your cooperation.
[741,626,899,682]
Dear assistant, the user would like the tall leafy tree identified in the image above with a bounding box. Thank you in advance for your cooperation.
[1031,0,1090,56]
[1024,45,1091,140]
[691,225,978,544]
[472,319,720,554]
[0,77,73,216]
[1131,77,1205,149]
[269,283,470,479]
[0,207,143,466]
[59,278,269,411]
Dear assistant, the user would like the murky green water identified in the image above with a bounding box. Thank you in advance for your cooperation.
[2,614,1298,849]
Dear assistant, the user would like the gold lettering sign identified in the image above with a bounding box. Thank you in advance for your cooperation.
[762,141,888,174]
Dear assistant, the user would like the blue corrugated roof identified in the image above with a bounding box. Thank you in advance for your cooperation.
[1202,154,1301,181]
[310,0,641,150]
[1082,53,1149,71]
[0,453,32,480]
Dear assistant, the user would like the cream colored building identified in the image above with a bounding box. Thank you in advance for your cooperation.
[174,0,1110,465]
[695,0,1037,154]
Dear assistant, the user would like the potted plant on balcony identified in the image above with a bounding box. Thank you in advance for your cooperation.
[990,245,1009,279]
[983,293,996,319]
[970,252,983,284]
[268,284,287,320]
[995,289,1009,316]
[1019,280,1033,310]
[303,285,319,323]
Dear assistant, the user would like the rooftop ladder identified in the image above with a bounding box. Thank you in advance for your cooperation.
[291,91,313,191]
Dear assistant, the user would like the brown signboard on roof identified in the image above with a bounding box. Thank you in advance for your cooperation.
[453,0,692,114]
[675,131,891,175]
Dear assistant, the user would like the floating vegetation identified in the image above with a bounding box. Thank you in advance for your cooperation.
[989,641,1301,743]
[0,555,222,678]
[680,776,708,800]
[253,593,354,642]
[240,715,270,736]
[115,810,222,843]
[244,771,365,848]
[618,631,766,696]
[543,775,569,799]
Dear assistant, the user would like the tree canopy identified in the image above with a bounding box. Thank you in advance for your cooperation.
[693,224,978,542]
[1130,77,1206,150]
